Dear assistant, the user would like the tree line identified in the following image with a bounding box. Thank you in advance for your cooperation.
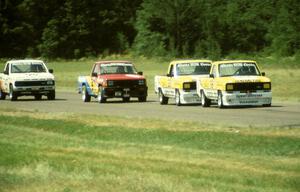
[0,0,299,59]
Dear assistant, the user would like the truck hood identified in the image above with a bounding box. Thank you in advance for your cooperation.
[10,73,54,81]
[177,74,209,82]
[100,74,145,80]
[220,76,271,83]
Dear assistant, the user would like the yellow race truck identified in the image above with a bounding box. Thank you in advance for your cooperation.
[197,60,272,108]
[154,60,212,105]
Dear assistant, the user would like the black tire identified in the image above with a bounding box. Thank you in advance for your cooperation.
[138,96,147,102]
[263,103,271,107]
[217,91,224,108]
[82,85,91,102]
[47,90,55,100]
[34,94,42,100]
[9,84,17,101]
[123,97,130,102]
[0,89,6,100]
[201,90,210,107]
[175,89,181,106]
[97,88,106,103]
[158,88,168,105]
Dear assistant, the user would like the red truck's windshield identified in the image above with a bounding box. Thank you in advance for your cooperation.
[100,63,137,75]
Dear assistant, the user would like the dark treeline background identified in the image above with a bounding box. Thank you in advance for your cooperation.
[0,0,299,59]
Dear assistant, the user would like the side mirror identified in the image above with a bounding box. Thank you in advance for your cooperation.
[137,71,143,75]
[261,72,265,76]
[209,74,214,78]
[92,72,97,77]
[3,70,8,75]
[49,69,54,74]
[167,73,173,77]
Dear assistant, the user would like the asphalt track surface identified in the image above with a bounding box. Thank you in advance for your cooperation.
[1,91,300,127]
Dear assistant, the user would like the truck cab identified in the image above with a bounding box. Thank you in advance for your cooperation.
[198,60,272,108]
[154,60,212,105]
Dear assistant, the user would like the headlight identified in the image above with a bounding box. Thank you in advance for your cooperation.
[138,80,145,85]
[263,82,271,90]
[183,83,191,89]
[226,83,234,91]
[108,80,114,87]
[47,80,54,85]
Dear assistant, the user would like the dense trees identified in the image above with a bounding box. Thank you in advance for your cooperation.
[0,0,299,58]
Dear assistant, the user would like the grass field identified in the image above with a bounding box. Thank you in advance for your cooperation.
[0,109,299,192]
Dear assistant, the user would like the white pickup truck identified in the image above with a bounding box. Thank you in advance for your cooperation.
[0,59,55,101]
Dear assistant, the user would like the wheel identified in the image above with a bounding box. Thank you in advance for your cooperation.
[82,85,91,102]
[138,96,147,102]
[175,89,181,106]
[9,84,17,101]
[201,90,210,107]
[47,90,55,100]
[0,89,6,100]
[97,88,106,103]
[217,91,224,108]
[34,94,42,100]
[158,89,168,105]
[263,103,271,107]
[123,97,130,102]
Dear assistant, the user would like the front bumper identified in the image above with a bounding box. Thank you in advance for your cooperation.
[179,90,201,104]
[222,91,272,106]
[13,86,55,95]
[102,86,148,98]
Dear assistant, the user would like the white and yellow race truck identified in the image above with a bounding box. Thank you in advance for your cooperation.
[197,60,272,108]
[154,60,212,106]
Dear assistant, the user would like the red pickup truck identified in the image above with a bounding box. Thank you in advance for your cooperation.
[78,61,148,103]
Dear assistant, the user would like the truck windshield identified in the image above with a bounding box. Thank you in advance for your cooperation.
[100,63,137,74]
[219,63,260,77]
[11,62,46,73]
[176,62,211,76]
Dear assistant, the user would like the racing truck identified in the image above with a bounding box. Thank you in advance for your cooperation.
[78,60,148,103]
[197,60,272,108]
[154,60,212,106]
[0,59,55,101]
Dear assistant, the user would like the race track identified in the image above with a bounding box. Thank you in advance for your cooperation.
[1,91,300,127]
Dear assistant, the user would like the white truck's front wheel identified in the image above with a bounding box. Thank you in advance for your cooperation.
[175,90,181,106]
[201,90,210,107]
[9,84,17,101]
[159,89,168,105]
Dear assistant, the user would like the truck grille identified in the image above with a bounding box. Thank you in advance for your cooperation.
[232,82,268,91]
[15,80,55,87]
[111,80,140,88]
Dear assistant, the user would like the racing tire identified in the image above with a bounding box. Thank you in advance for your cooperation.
[0,89,6,100]
[34,94,42,100]
[138,96,147,102]
[159,88,168,105]
[201,90,210,107]
[217,91,224,108]
[97,88,106,103]
[263,103,271,107]
[47,90,56,100]
[82,85,91,102]
[9,84,17,101]
[123,97,130,102]
[175,89,181,106]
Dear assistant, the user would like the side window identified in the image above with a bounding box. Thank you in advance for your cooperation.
[169,65,174,77]
[4,63,9,74]
[92,64,100,74]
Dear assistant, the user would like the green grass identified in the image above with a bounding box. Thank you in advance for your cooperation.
[1,55,299,100]
[0,110,299,192]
